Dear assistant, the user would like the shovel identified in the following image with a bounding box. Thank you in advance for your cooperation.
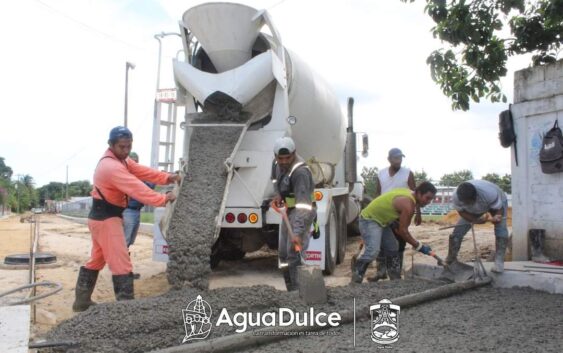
[432,247,482,282]
[271,201,305,268]
[430,250,475,282]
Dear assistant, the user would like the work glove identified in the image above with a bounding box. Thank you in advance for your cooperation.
[418,244,432,255]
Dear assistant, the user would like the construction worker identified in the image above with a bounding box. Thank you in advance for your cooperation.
[122,152,155,280]
[446,180,509,273]
[271,136,316,291]
[352,181,437,284]
[72,126,180,312]
[370,148,421,281]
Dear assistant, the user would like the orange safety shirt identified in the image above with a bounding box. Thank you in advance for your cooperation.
[91,149,170,207]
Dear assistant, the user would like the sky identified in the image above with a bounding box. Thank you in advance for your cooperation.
[0,0,529,187]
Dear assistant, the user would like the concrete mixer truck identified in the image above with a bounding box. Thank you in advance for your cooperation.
[153,2,368,278]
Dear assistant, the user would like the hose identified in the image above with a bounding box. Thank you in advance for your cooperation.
[0,281,62,306]
[28,340,78,349]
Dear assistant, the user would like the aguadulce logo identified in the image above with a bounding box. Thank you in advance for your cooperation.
[370,299,400,345]
[182,295,212,343]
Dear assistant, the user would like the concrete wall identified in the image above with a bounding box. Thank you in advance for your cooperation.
[512,59,563,260]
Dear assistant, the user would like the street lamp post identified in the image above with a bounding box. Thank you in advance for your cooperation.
[124,61,136,127]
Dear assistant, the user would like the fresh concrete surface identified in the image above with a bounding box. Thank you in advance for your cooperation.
[412,261,563,294]
[0,305,30,353]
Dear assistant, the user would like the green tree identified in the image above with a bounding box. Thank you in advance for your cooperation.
[37,182,66,203]
[0,158,18,213]
[414,170,430,185]
[68,180,92,197]
[13,175,39,212]
[402,0,563,110]
[440,169,473,186]
[361,166,379,199]
[0,157,13,179]
[482,172,512,193]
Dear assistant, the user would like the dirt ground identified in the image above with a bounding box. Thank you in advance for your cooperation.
[0,213,502,343]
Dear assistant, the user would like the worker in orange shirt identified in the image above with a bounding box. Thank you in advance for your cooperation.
[73,126,180,312]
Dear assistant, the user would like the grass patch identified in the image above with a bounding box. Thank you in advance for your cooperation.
[421,215,444,223]
[141,212,154,224]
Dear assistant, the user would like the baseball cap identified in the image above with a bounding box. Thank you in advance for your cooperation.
[273,137,296,155]
[108,126,133,142]
[388,148,405,158]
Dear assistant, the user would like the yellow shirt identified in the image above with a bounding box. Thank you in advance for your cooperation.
[360,188,415,226]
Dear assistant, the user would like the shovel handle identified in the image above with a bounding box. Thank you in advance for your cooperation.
[430,251,445,266]
[270,201,302,252]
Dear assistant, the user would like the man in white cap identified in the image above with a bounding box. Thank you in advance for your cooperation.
[271,136,316,291]
[370,148,420,281]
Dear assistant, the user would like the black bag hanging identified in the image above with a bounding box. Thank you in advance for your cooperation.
[498,106,518,166]
[539,119,563,174]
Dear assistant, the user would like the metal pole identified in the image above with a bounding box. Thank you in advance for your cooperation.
[65,165,69,200]
[124,61,135,127]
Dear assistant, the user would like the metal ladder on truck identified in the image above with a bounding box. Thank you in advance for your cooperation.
[150,88,178,172]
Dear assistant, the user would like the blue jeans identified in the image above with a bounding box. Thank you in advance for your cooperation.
[358,218,399,263]
[123,208,141,247]
[451,200,509,242]
[279,208,315,267]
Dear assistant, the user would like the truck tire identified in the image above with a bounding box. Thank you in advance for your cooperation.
[336,202,347,265]
[323,203,338,275]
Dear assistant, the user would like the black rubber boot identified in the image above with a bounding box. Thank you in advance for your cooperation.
[445,235,463,264]
[286,264,300,292]
[351,259,370,284]
[398,250,404,273]
[386,255,402,280]
[491,237,508,273]
[367,255,388,282]
[72,266,99,312]
[529,229,549,262]
[112,273,134,301]
[282,268,297,292]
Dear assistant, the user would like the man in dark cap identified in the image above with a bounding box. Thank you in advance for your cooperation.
[72,126,180,312]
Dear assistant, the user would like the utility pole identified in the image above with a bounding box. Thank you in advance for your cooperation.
[15,174,22,214]
[124,61,136,127]
[65,165,69,200]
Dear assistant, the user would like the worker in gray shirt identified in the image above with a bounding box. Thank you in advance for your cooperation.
[446,180,509,273]
[272,137,317,291]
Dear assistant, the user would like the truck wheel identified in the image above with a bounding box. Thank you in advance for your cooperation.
[336,202,347,264]
[323,203,338,275]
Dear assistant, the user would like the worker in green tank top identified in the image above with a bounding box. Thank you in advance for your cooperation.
[352,182,437,284]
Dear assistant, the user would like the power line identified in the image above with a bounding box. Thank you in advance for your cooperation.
[268,0,291,10]
[31,0,149,52]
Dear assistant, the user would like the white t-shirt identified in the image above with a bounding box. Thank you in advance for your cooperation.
[378,167,411,194]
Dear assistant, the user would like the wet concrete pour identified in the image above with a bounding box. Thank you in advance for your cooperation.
[46,279,562,352]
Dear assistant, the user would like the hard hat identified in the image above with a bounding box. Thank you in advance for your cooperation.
[274,137,296,156]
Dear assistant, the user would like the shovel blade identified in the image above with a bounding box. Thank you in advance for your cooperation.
[438,261,475,283]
